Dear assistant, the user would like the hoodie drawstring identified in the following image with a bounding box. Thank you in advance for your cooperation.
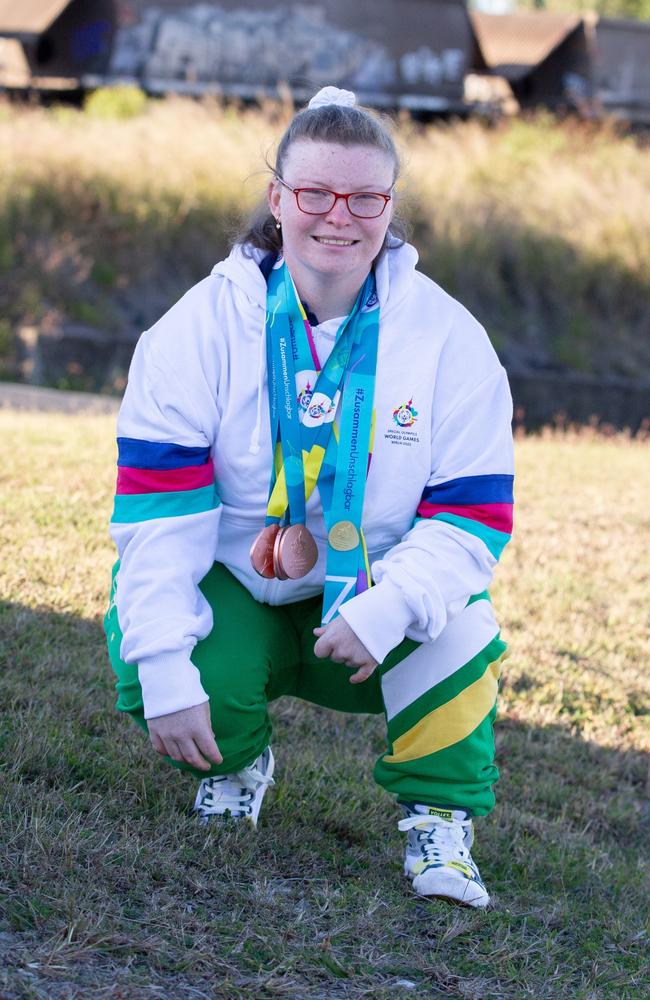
[248,321,266,455]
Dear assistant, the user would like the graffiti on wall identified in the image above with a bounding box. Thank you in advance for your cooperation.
[111,5,394,88]
[109,4,466,93]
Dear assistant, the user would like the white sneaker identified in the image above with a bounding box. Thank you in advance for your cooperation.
[193,747,275,827]
[399,803,490,908]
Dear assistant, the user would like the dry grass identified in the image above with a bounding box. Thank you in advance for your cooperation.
[1,410,649,998]
[403,113,649,272]
[3,101,646,270]
[1,99,649,386]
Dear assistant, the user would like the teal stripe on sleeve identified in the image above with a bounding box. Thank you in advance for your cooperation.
[467,590,491,606]
[433,512,510,559]
[111,484,221,523]
[415,513,510,560]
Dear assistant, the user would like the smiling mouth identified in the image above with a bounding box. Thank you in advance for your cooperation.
[312,236,359,246]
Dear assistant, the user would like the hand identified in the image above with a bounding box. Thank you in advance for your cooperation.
[148,702,223,771]
[313,617,378,684]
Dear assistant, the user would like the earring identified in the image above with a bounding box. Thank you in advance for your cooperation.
[275,218,281,230]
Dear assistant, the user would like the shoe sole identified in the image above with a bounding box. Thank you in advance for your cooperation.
[404,869,490,909]
[415,890,490,909]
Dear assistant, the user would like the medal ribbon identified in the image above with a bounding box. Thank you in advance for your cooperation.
[264,258,380,624]
[265,261,362,520]
[319,297,380,624]
[265,267,308,526]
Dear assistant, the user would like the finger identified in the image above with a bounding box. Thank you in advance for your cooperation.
[325,645,347,664]
[177,738,213,771]
[195,732,223,766]
[313,626,326,636]
[314,635,333,659]
[166,738,185,763]
[149,732,168,756]
[194,707,223,764]
[349,665,375,684]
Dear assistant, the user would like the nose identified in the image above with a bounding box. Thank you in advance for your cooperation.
[325,194,352,224]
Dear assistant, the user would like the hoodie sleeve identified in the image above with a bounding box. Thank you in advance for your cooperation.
[109,326,222,720]
[339,322,514,665]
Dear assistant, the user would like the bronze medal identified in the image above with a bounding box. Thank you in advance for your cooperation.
[272,527,290,580]
[328,519,359,552]
[277,523,318,580]
[250,524,280,578]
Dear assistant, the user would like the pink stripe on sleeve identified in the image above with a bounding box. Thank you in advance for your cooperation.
[116,460,214,495]
[417,501,513,534]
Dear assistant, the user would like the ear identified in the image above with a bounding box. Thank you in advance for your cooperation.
[268,178,281,220]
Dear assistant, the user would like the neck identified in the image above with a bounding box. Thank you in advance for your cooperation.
[283,260,366,323]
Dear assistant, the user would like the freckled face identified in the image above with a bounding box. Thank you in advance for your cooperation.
[267,140,395,291]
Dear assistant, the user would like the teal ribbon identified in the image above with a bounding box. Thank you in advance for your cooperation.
[265,257,381,624]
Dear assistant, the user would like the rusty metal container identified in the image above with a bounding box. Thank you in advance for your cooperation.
[0,0,116,88]
[1,0,481,112]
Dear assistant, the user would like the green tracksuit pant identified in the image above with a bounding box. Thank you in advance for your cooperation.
[105,562,506,815]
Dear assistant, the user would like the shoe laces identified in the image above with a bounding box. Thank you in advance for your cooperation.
[398,812,470,866]
[196,759,274,818]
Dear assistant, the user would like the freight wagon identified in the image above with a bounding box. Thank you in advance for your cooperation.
[0,0,482,113]
[471,9,650,125]
[2,2,648,123]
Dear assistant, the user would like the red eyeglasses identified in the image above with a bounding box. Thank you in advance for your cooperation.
[275,175,392,219]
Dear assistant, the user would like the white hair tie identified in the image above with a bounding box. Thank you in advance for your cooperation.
[308,86,357,110]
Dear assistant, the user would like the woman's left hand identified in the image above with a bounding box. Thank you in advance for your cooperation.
[313,618,378,684]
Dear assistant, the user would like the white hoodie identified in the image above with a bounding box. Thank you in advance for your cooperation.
[110,242,514,719]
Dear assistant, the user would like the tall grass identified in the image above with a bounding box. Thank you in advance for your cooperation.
[1,98,648,386]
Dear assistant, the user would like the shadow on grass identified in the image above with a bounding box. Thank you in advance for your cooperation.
[1,600,649,998]
[1,600,648,851]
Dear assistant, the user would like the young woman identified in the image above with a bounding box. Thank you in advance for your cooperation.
[105,86,514,909]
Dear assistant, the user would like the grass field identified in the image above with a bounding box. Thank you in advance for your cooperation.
[0,411,649,999]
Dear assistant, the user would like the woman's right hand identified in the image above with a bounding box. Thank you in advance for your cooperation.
[148,702,223,771]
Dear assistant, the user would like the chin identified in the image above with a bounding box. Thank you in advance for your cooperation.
[308,244,372,273]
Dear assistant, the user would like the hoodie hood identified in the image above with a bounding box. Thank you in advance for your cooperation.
[211,244,268,308]
[374,239,419,315]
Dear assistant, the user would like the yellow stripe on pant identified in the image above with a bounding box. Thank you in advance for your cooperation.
[383,652,506,764]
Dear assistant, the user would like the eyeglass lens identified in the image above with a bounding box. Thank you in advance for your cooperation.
[296,189,387,218]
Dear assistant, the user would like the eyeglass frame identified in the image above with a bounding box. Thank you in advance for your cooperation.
[273,174,393,219]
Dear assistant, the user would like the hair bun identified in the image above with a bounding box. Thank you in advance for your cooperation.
[308,86,357,110]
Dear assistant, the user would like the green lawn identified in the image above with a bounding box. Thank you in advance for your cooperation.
[1,412,648,999]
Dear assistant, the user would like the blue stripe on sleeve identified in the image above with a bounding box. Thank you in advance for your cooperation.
[117,437,211,470]
[421,474,514,505]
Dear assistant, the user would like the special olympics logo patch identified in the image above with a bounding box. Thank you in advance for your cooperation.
[392,398,418,428]
[308,401,327,420]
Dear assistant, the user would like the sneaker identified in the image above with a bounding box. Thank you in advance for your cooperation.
[398,803,490,908]
[193,747,275,827]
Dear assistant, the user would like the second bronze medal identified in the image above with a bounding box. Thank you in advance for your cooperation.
[272,527,290,580]
[277,523,318,579]
[250,523,280,579]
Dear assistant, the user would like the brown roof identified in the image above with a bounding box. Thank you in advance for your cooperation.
[471,11,582,80]
[0,1,71,37]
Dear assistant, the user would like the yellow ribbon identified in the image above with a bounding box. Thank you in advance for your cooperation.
[267,416,375,589]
